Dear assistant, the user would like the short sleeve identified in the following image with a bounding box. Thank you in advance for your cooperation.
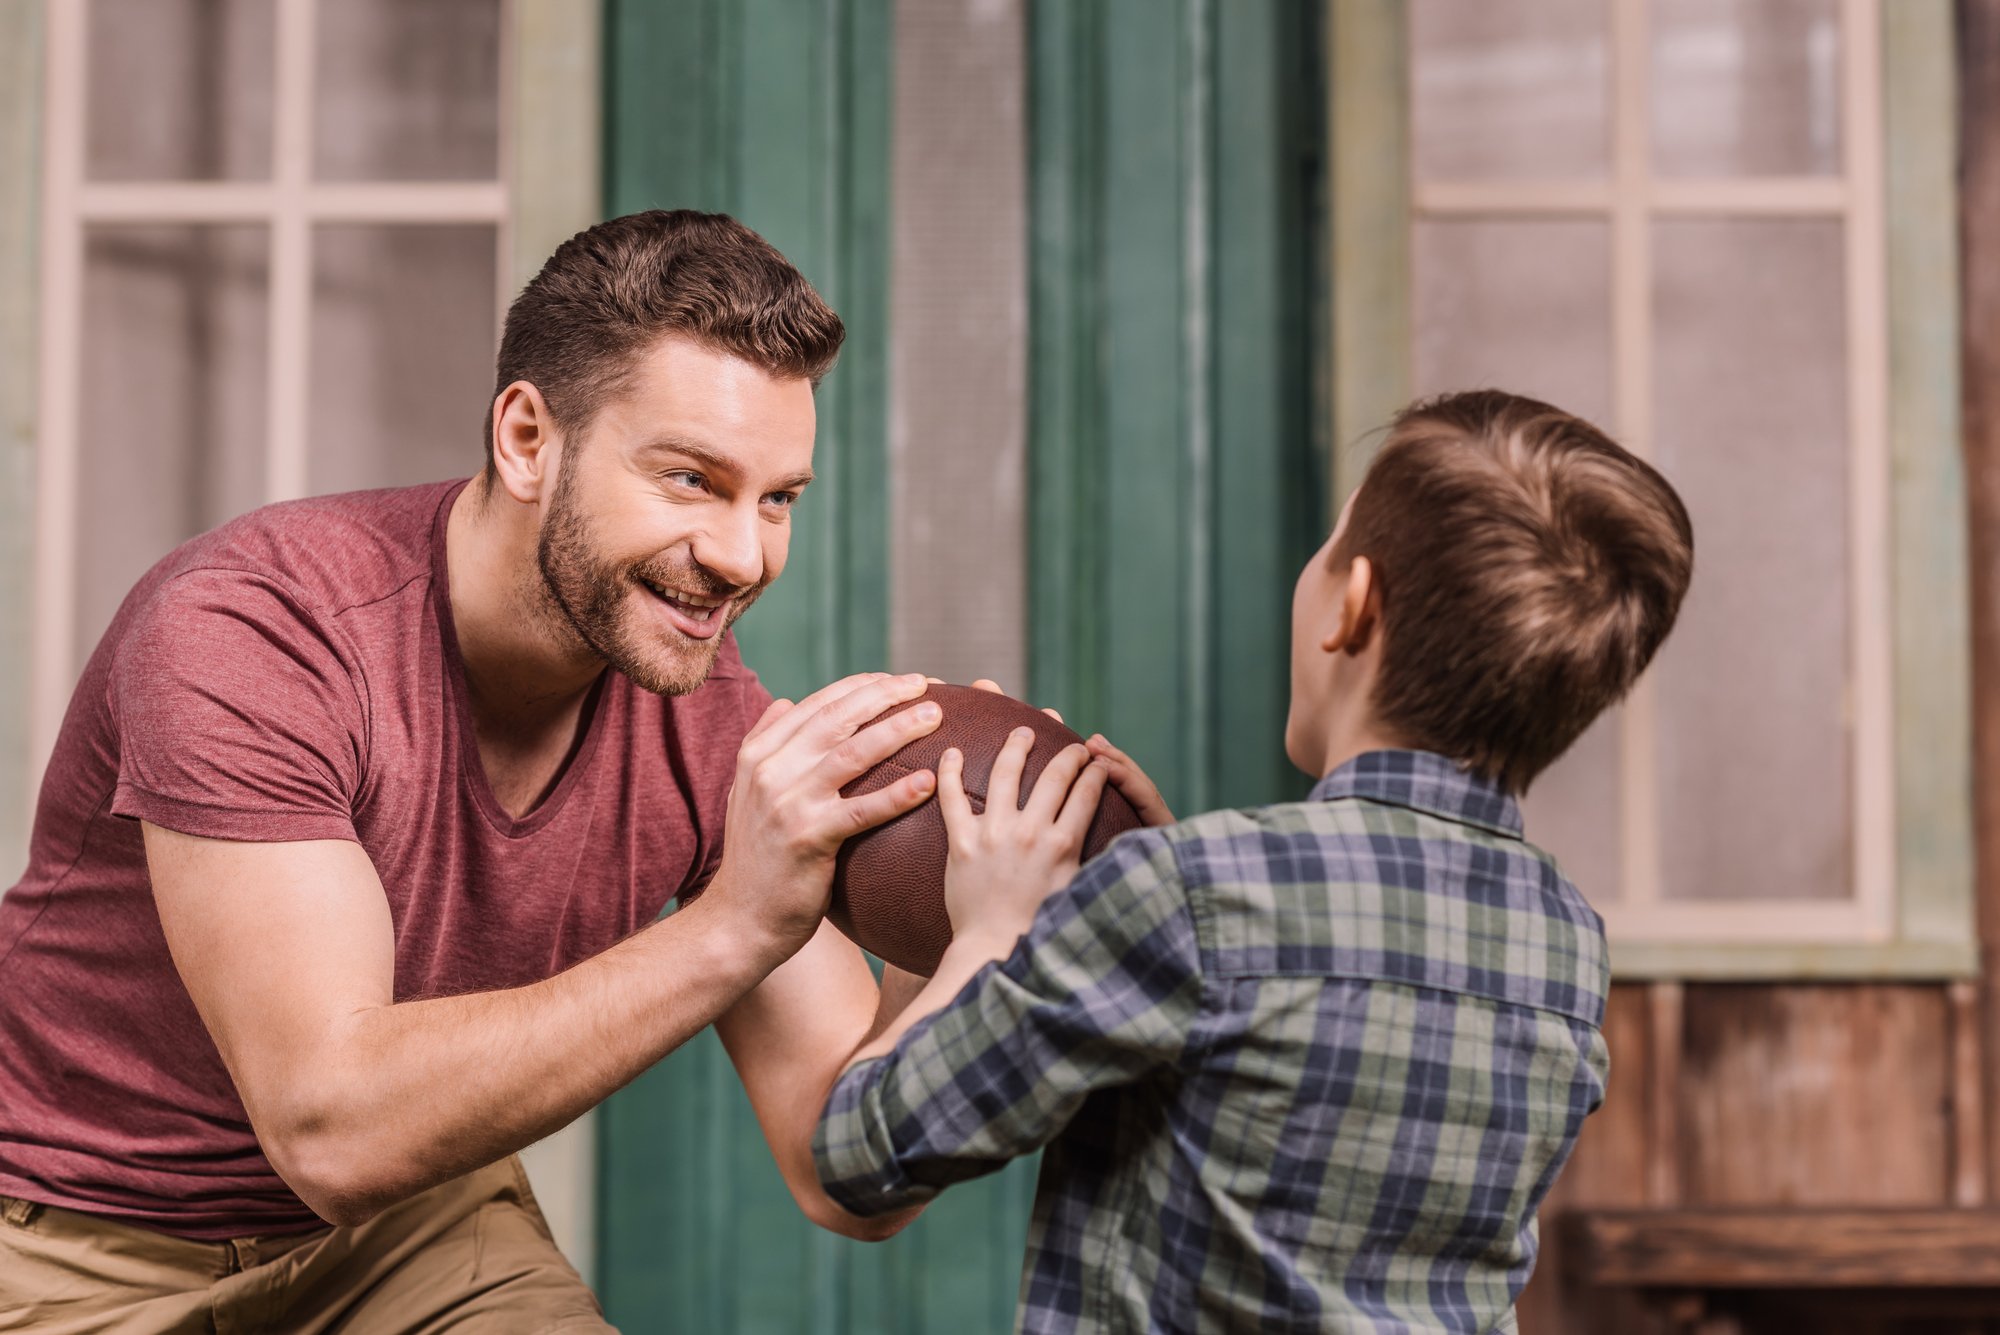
[109,568,366,844]
[813,827,1206,1214]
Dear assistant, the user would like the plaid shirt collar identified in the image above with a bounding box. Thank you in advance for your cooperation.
[1309,748,1523,841]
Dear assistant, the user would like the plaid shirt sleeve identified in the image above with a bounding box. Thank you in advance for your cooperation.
[812,827,1206,1217]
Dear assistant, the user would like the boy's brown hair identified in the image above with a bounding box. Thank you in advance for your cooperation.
[1334,390,1693,793]
[484,209,844,458]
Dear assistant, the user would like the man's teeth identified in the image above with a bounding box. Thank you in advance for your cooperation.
[643,578,726,609]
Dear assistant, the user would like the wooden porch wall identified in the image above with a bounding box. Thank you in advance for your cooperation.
[1521,5,1997,1329]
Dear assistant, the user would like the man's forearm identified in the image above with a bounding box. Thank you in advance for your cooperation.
[843,931,1014,1071]
[271,892,785,1224]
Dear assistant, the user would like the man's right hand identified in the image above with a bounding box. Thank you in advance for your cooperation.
[699,672,943,956]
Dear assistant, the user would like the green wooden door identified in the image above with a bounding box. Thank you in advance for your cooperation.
[595,1,1323,1329]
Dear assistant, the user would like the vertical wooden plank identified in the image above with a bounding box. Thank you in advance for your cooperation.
[1679,986,1950,1206]
[1959,0,2000,1204]
[1326,0,1408,501]
[0,0,41,872]
[1211,0,1325,809]
[1949,980,1986,1205]
[1025,0,1106,734]
[1649,981,1684,1207]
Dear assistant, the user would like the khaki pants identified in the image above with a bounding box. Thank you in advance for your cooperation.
[0,1157,613,1334]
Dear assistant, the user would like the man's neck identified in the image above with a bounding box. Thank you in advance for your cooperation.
[445,480,604,735]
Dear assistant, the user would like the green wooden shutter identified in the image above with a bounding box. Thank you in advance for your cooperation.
[1029,0,1327,816]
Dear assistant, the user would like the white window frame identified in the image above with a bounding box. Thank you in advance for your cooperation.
[1406,0,1894,948]
[29,0,598,788]
[24,0,603,1271]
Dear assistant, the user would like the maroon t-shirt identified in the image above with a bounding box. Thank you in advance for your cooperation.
[0,479,770,1239]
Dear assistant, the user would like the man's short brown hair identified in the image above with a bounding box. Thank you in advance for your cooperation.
[484,209,844,458]
[1334,390,1693,793]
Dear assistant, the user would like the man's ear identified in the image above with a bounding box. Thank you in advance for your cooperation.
[489,381,562,505]
[1322,555,1381,656]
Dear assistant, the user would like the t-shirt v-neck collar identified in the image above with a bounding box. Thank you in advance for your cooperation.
[428,479,613,840]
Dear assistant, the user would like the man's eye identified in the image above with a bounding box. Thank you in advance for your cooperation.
[665,471,707,492]
[765,491,799,509]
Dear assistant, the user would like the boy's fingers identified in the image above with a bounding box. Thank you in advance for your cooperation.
[935,748,974,832]
[1053,759,1112,848]
[1024,743,1091,822]
[986,727,1034,813]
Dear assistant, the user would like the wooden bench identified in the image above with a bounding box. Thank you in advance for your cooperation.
[1564,1209,2000,1333]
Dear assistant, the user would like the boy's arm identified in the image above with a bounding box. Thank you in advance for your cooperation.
[812,821,1204,1218]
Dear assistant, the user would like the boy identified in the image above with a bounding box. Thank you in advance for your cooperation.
[812,390,1695,1332]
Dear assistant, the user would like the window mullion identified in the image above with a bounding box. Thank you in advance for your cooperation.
[1845,0,1896,935]
[1613,0,1662,911]
[28,0,88,803]
[266,0,317,504]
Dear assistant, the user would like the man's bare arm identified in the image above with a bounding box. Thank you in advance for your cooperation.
[148,672,942,1227]
[712,921,930,1240]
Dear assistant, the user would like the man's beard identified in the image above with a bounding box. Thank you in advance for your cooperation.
[533,463,764,696]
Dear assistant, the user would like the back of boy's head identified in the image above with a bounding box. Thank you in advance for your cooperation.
[1335,389,1693,795]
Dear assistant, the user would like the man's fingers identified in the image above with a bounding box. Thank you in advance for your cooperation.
[1042,706,1064,724]
[986,727,1034,813]
[1084,733,1132,765]
[1086,733,1175,826]
[970,679,1004,695]
[1053,758,1112,848]
[811,694,943,790]
[1023,743,1091,822]
[838,767,936,836]
[751,672,889,755]
[935,747,974,835]
[742,696,796,745]
[800,673,932,750]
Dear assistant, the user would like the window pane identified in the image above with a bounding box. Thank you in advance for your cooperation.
[1411,0,1609,182]
[1413,217,1621,895]
[1523,711,1624,904]
[1413,218,1614,428]
[1652,219,1850,901]
[77,226,269,662]
[314,0,502,181]
[308,226,497,494]
[1651,0,1843,178]
[86,0,274,181]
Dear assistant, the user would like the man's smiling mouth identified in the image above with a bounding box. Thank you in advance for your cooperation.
[638,574,731,627]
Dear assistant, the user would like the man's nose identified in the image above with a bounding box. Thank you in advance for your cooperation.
[692,504,764,590]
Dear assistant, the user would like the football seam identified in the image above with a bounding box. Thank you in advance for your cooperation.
[863,756,987,812]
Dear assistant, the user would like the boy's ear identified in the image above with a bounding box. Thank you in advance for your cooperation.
[1324,556,1381,656]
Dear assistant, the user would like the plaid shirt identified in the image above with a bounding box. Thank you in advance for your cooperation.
[814,750,1610,1334]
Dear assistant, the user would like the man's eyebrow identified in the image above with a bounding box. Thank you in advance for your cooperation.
[639,436,814,491]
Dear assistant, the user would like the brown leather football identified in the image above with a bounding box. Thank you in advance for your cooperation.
[830,683,1144,976]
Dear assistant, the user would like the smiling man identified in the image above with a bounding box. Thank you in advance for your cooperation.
[0,211,944,1333]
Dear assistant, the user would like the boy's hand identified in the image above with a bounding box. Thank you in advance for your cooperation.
[1083,734,1175,828]
[936,728,1110,953]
